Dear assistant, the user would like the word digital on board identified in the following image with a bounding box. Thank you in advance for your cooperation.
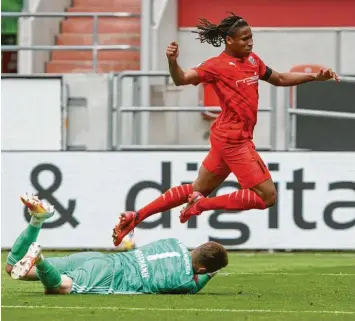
[125,161,355,246]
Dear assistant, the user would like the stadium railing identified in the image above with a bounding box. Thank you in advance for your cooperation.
[285,76,355,150]
[110,72,355,151]
[2,72,354,151]
[1,12,141,72]
[109,71,278,151]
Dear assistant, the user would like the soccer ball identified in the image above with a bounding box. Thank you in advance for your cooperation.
[117,232,136,251]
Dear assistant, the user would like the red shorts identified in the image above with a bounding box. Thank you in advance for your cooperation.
[202,139,271,189]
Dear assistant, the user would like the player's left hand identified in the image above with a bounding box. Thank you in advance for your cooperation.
[315,68,339,82]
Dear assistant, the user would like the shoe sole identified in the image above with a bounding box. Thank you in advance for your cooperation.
[11,243,41,280]
[20,196,55,222]
[21,197,47,214]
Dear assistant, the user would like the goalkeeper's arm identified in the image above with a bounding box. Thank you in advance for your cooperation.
[189,271,219,294]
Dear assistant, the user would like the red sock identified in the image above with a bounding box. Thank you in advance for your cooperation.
[198,189,266,212]
[137,184,193,223]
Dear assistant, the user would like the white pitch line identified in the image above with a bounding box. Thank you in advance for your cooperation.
[219,272,355,276]
[2,306,354,315]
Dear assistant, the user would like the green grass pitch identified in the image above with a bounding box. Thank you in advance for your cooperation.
[2,251,355,321]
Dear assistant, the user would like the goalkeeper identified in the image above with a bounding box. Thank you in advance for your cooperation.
[6,194,228,295]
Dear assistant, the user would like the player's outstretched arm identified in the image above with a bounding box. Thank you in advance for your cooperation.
[265,68,339,87]
[188,272,219,294]
[166,41,200,86]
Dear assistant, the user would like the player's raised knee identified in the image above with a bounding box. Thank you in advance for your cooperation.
[264,189,277,208]
[192,181,211,197]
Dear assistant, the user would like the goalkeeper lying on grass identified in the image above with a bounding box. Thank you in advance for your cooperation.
[6,194,228,295]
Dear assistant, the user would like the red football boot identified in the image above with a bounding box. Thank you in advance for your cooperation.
[179,192,205,224]
[112,211,138,247]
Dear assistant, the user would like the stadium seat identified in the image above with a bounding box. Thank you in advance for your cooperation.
[47,0,141,73]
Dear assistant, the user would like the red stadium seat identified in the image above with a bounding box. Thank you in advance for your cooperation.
[46,0,141,73]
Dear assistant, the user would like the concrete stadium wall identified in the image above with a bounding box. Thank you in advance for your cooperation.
[19,0,71,74]
[63,74,110,150]
[152,0,177,70]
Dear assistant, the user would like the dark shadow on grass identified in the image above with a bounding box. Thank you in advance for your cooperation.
[11,291,239,298]
[14,293,47,298]
[195,292,237,296]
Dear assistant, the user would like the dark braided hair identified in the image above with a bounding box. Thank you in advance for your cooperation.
[193,12,249,47]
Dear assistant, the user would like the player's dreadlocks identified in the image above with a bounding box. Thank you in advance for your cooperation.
[193,12,249,47]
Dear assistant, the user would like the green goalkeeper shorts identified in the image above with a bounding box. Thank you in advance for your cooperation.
[45,252,105,275]
[64,255,115,294]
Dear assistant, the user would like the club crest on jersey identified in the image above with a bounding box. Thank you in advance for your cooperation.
[248,56,256,66]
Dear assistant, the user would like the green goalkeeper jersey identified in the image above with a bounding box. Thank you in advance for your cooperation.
[108,238,211,294]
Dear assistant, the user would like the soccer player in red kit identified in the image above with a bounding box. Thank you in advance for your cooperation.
[112,13,339,246]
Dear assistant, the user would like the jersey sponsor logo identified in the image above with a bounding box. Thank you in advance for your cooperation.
[134,249,150,279]
[177,241,192,275]
[235,75,259,87]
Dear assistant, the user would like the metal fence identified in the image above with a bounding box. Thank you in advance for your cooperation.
[1,72,355,151]
[285,76,355,150]
[1,12,141,72]
[110,71,278,151]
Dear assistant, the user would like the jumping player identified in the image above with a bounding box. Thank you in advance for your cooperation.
[6,194,228,295]
[112,13,339,246]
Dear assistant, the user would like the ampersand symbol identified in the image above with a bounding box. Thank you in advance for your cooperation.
[24,163,79,228]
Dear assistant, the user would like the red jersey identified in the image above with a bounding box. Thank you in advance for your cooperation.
[194,52,271,144]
